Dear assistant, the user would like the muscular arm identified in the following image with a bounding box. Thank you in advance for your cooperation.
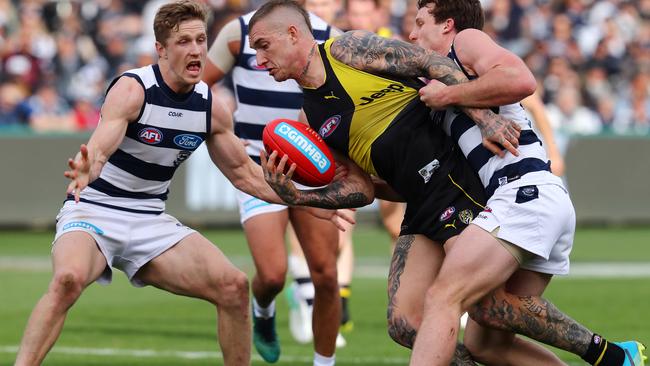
[65,76,141,199]
[427,29,537,108]
[206,96,284,203]
[330,30,468,87]
[330,30,521,156]
[263,147,375,209]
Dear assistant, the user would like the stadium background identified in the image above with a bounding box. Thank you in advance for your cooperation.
[1,0,649,365]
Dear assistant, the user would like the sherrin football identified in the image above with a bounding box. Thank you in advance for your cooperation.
[262,119,335,187]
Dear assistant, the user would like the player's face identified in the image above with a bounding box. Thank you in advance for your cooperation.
[409,5,447,54]
[157,19,207,92]
[250,21,300,82]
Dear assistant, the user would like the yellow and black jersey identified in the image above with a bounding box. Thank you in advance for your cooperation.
[303,38,487,243]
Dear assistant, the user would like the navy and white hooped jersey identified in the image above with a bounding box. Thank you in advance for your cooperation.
[232,11,333,163]
[436,44,551,198]
[71,64,211,214]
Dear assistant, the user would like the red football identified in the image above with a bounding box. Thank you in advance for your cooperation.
[262,119,335,187]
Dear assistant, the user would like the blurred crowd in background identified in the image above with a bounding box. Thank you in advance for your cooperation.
[0,0,649,137]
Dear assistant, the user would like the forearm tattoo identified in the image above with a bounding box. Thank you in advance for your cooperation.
[330,31,468,86]
[470,292,592,355]
[387,235,417,347]
[274,180,370,209]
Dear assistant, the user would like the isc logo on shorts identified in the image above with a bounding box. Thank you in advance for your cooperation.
[139,127,163,144]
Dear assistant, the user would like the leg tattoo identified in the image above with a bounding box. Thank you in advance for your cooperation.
[470,291,592,355]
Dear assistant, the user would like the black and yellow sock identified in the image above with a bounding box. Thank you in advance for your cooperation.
[340,285,352,330]
[581,334,624,366]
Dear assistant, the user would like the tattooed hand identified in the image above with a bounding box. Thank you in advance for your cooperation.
[260,150,374,209]
[463,108,521,158]
[261,150,301,204]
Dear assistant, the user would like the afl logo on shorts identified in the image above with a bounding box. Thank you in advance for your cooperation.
[248,56,267,70]
[439,206,455,222]
[319,115,341,138]
[139,127,163,144]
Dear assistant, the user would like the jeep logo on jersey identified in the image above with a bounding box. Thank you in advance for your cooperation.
[275,122,331,174]
[139,127,163,144]
[319,115,341,138]
[174,134,202,149]
[247,55,267,70]
[359,83,405,105]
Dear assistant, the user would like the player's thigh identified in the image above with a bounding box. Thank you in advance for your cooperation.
[242,209,290,278]
[389,234,444,324]
[136,232,244,302]
[289,207,339,269]
[435,224,520,308]
[52,231,108,287]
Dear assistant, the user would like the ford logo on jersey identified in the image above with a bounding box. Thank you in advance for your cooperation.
[173,134,202,149]
[248,56,267,70]
[139,127,163,144]
[319,115,341,138]
[275,122,331,174]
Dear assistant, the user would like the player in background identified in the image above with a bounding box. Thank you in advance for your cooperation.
[202,3,343,365]
[411,0,646,364]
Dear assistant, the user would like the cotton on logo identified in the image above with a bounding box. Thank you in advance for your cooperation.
[139,127,163,144]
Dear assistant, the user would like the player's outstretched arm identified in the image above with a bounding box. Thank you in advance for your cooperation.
[64,76,140,201]
[330,31,520,157]
[204,18,240,86]
[261,149,374,209]
[206,96,284,204]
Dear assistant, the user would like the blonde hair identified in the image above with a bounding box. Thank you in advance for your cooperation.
[153,0,209,45]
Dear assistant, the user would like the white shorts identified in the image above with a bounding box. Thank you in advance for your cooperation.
[471,176,576,275]
[235,189,287,224]
[54,201,196,287]
[235,181,315,224]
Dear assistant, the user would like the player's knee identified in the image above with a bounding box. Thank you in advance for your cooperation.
[50,270,85,304]
[387,313,419,348]
[257,271,285,295]
[214,270,249,308]
[467,290,509,331]
[308,265,337,293]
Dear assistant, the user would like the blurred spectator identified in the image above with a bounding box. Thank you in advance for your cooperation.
[0,0,647,136]
[26,82,75,133]
[0,81,30,127]
[546,86,602,136]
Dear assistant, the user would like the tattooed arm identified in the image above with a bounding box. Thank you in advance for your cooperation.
[261,149,375,209]
[330,31,521,157]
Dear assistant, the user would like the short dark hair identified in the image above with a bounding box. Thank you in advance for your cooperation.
[249,0,313,34]
[416,0,484,31]
[153,0,209,45]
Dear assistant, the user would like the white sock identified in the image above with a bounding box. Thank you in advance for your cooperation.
[313,351,335,366]
[253,298,275,319]
[288,254,310,278]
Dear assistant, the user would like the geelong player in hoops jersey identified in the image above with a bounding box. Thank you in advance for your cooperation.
[248,1,646,366]
[14,2,350,365]
[203,6,345,365]
[411,1,646,365]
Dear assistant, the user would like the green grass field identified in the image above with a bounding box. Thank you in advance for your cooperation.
[1,226,649,365]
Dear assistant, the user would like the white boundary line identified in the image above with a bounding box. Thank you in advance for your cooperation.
[3,257,650,278]
[0,345,409,364]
